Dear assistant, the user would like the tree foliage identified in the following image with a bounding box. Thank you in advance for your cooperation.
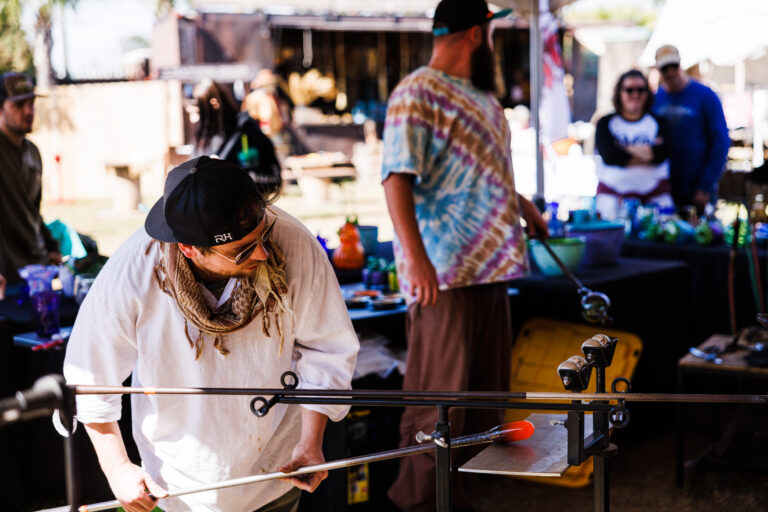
[0,0,34,74]
[0,0,81,78]
[562,1,662,28]
[155,0,175,18]
[3,0,169,80]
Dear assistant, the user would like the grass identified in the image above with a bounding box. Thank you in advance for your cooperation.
[41,181,394,257]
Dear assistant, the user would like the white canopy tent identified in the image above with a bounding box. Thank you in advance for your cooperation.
[640,0,768,167]
[192,0,578,16]
[639,0,768,69]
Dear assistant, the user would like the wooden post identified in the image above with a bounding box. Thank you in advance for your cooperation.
[400,32,410,81]
[377,32,388,102]
[335,32,348,111]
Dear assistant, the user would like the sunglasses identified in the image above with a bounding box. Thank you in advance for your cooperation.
[660,63,680,74]
[622,87,647,95]
[210,216,277,265]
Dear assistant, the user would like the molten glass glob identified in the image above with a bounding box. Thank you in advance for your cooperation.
[493,420,535,443]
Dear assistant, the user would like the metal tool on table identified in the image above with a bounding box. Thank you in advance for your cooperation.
[688,346,723,365]
[35,421,535,512]
[533,235,612,325]
[31,334,67,351]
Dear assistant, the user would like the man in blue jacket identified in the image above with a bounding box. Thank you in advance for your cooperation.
[652,44,730,212]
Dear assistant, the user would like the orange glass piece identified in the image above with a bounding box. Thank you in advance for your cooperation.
[497,420,535,443]
[333,221,365,270]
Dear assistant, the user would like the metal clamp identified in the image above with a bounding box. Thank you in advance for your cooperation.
[250,371,299,418]
[581,334,618,367]
[415,430,448,448]
[557,355,592,392]
[609,377,631,428]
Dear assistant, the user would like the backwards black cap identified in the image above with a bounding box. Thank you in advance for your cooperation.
[432,0,512,37]
[144,156,262,246]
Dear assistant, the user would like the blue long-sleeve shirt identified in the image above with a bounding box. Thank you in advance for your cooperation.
[653,80,730,205]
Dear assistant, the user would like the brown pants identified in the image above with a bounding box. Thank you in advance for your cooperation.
[387,282,513,512]
[253,487,301,512]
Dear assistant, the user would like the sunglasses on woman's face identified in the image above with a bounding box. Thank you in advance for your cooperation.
[210,216,277,265]
[622,87,647,95]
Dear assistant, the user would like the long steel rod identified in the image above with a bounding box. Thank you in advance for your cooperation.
[35,424,520,512]
[276,397,612,412]
[72,385,768,404]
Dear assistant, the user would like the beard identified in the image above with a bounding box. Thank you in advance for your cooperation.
[470,40,497,93]
[232,263,262,280]
[7,116,33,136]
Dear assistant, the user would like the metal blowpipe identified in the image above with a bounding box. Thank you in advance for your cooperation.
[36,421,534,512]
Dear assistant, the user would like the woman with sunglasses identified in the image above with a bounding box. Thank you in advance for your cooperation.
[594,69,674,220]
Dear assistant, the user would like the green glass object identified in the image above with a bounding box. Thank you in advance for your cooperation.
[695,219,713,245]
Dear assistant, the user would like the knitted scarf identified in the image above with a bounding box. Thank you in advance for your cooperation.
[150,237,293,359]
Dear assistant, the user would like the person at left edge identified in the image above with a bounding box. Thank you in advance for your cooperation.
[0,72,61,300]
[63,156,359,512]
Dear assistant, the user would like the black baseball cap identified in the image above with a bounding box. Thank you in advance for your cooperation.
[0,72,39,104]
[145,156,263,246]
[433,0,512,36]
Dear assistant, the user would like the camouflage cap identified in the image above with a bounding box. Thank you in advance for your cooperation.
[0,73,38,104]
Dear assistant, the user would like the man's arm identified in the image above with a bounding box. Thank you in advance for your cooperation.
[383,173,439,307]
[517,194,548,239]
[697,88,730,206]
[0,273,5,300]
[40,221,61,259]
[650,114,672,164]
[85,422,167,512]
[32,151,61,262]
[278,409,329,492]
[594,115,632,166]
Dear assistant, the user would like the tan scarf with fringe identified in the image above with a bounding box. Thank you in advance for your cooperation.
[150,237,293,359]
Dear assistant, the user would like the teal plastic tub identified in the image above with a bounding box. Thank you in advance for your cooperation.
[528,237,586,276]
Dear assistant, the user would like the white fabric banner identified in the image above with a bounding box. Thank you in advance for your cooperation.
[539,0,571,143]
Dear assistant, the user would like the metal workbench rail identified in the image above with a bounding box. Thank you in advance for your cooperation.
[73,385,768,404]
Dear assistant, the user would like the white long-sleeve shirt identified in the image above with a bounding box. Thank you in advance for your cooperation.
[64,206,359,511]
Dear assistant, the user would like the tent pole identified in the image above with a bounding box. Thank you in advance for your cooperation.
[530,0,544,200]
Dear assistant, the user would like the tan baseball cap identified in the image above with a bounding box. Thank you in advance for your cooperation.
[655,45,681,69]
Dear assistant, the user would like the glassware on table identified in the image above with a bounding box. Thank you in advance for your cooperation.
[17,264,58,305]
[618,198,641,237]
[58,263,75,297]
[31,290,62,338]
[16,282,30,306]
[73,274,97,305]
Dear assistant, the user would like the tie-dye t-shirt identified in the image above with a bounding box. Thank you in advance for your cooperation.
[381,67,529,299]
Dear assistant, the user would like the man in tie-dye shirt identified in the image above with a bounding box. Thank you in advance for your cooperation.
[381,1,547,510]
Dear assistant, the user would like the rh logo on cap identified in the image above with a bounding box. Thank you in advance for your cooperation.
[214,233,233,244]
